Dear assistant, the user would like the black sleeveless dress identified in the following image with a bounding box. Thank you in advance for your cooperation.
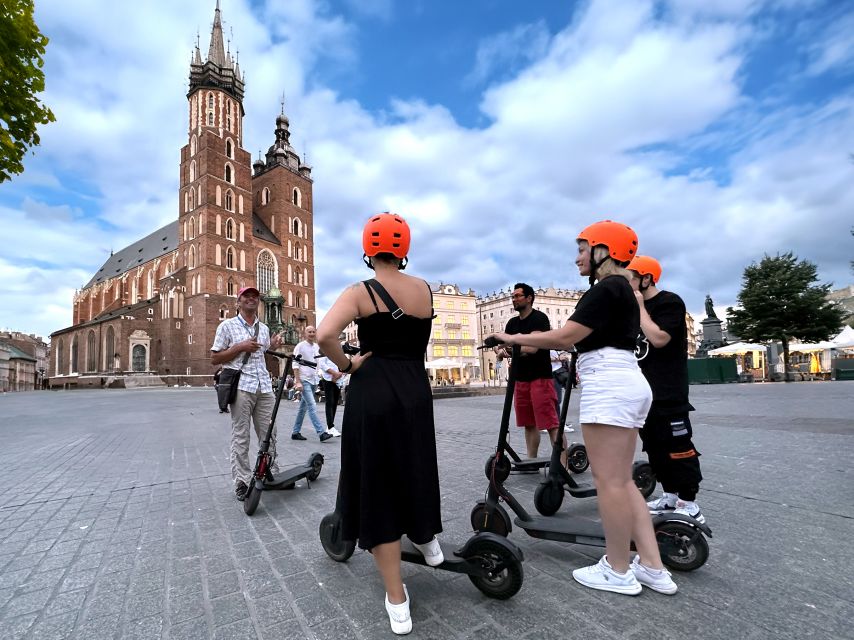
[339,281,443,550]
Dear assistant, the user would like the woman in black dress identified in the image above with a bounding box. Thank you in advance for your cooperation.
[317,213,443,635]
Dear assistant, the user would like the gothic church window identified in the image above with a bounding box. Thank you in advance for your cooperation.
[208,112,214,126]
[189,217,196,239]
[226,138,233,159]
[189,245,196,269]
[292,187,301,207]
[56,339,64,375]
[208,94,214,109]
[262,188,270,205]
[105,327,115,371]
[227,278,234,296]
[189,161,196,182]
[225,163,233,184]
[293,218,300,237]
[226,246,235,269]
[225,189,234,212]
[190,135,196,156]
[71,336,79,373]
[257,250,277,295]
[226,219,234,240]
[87,331,97,372]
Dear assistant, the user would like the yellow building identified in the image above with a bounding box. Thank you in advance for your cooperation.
[428,283,479,383]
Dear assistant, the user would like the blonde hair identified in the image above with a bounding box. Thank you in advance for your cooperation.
[591,245,632,283]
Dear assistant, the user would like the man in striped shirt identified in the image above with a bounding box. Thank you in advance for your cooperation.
[211,286,286,501]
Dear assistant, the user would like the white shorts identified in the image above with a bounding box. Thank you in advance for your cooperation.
[577,347,652,429]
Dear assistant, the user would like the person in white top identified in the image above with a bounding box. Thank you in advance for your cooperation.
[317,353,343,436]
[291,326,334,442]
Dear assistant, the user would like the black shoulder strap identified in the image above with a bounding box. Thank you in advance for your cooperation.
[364,279,404,319]
[362,281,380,312]
[425,280,435,318]
[238,322,260,370]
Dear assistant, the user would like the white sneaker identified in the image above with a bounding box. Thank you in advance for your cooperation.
[564,423,575,433]
[572,556,642,595]
[674,500,706,524]
[412,536,444,567]
[327,427,342,437]
[647,493,677,511]
[385,584,412,635]
[630,555,678,594]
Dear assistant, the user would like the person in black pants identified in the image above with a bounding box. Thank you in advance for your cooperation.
[628,255,704,524]
[317,352,343,437]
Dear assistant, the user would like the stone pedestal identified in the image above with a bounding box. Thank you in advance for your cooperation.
[696,317,725,358]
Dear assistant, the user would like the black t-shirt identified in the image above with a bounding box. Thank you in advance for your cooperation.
[570,276,639,354]
[637,290,693,414]
[504,309,552,382]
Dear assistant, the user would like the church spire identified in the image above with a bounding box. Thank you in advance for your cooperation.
[207,0,227,67]
[189,2,245,102]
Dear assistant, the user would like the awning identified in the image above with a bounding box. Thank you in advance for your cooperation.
[424,358,465,370]
[832,326,854,349]
[787,341,836,352]
[707,342,766,355]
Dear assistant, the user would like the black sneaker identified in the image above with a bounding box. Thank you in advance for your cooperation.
[235,481,248,501]
[319,432,334,442]
[291,433,307,441]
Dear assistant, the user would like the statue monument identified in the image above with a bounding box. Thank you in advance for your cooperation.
[696,293,725,358]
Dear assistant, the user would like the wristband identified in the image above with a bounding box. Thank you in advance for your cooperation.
[341,359,354,374]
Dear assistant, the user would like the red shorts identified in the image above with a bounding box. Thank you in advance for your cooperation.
[514,378,559,430]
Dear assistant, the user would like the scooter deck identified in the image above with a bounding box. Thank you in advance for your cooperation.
[514,513,607,546]
[511,457,550,472]
[258,453,322,490]
[400,539,470,574]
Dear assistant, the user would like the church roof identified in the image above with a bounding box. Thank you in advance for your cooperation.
[86,222,176,288]
[252,213,280,246]
[85,213,281,289]
[0,342,37,362]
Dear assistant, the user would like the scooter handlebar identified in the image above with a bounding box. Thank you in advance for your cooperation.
[265,351,317,368]
[480,336,505,349]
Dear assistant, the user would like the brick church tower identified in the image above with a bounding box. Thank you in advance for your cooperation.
[48,2,317,386]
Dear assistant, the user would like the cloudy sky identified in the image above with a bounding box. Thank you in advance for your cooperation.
[2,0,853,340]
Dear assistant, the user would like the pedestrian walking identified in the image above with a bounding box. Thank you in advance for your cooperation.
[291,326,334,442]
[317,352,343,436]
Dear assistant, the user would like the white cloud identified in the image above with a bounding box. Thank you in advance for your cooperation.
[464,21,551,87]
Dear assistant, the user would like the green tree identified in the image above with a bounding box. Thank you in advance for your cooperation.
[727,253,846,381]
[0,0,55,182]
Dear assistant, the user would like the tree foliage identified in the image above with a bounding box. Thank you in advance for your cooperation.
[0,0,55,182]
[727,253,846,377]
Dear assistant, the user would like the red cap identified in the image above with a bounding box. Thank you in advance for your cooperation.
[237,286,260,298]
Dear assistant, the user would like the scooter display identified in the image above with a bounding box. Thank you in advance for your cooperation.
[242,351,324,516]
[472,341,712,571]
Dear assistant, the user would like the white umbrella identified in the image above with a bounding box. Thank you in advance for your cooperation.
[787,341,837,352]
[832,326,854,349]
[707,342,766,356]
[424,358,464,370]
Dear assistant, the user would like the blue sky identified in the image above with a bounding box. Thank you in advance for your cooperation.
[1,0,853,340]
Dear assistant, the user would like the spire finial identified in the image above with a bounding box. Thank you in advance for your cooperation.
[280,91,286,115]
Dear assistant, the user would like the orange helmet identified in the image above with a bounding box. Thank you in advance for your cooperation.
[628,255,662,284]
[576,220,638,264]
[362,212,411,259]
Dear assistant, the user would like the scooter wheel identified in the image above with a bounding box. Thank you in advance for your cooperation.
[470,501,511,537]
[566,443,589,474]
[319,512,356,562]
[306,453,324,481]
[632,461,657,499]
[484,454,511,483]
[466,537,524,600]
[656,521,709,571]
[534,481,564,516]
[243,480,262,516]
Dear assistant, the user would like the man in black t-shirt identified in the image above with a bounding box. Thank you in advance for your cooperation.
[629,256,704,524]
[497,283,560,458]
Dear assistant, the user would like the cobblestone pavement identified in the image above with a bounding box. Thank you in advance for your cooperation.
[0,381,852,639]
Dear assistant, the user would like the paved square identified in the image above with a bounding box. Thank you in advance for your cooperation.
[0,381,852,639]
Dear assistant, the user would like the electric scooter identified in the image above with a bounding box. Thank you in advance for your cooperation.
[482,348,588,479]
[242,351,324,516]
[472,341,712,571]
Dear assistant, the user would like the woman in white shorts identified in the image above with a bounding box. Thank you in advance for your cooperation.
[490,220,677,596]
